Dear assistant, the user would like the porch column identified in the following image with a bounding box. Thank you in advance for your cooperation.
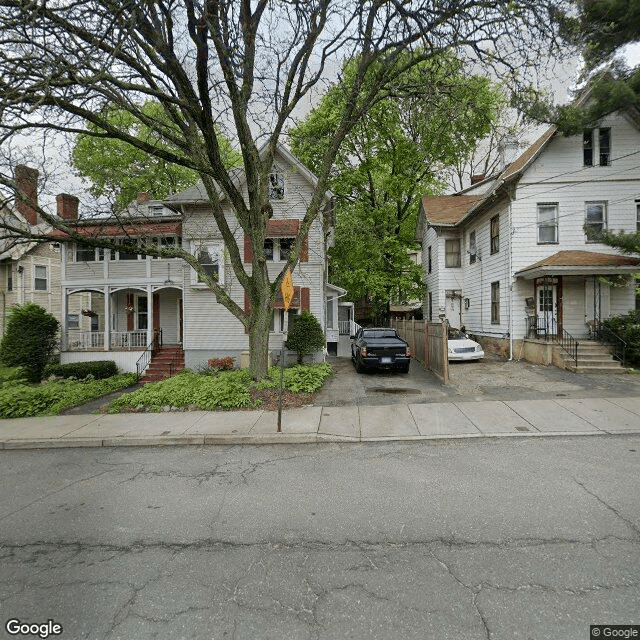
[104,286,110,351]
[147,284,153,346]
[61,287,68,351]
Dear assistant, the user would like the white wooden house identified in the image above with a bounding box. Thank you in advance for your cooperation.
[418,107,640,367]
[57,146,342,373]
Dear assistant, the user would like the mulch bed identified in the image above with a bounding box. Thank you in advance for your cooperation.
[249,388,316,411]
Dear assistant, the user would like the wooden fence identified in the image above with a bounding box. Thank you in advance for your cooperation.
[390,318,449,384]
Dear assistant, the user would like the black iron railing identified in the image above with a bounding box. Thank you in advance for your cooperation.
[135,329,162,378]
[526,315,558,338]
[557,328,578,366]
[168,348,183,377]
[594,322,628,367]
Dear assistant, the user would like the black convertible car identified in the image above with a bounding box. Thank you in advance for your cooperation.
[350,327,411,373]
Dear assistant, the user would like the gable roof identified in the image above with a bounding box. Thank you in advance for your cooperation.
[166,143,332,205]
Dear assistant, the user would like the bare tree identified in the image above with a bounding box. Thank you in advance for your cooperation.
[0,0,571,378]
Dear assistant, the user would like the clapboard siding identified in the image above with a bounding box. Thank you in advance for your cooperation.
[421,110,640,344]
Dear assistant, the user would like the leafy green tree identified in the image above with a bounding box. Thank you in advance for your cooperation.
[285,311,326,364]
[291,54,501,318]
[72,101,240,211]
[0,303,59,383]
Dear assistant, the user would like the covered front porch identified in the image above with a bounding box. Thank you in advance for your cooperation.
[61,285,183,372]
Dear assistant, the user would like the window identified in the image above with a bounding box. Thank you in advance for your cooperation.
[264,238,274,260]
[469,231,476,264]
[149,204,164,216]
[490,215,499,254]
[599,128,611,166]
[118,239,138,260]
[636,201,640,232]
[537,203,559,244]
[279,238,293,261]
[98,247,115,261]
[34,265,47,291]
[137,296,148,330]
[583,129,594,166]
[584,128,611,167]
[445,239,461,268]
[491,281,500,324]
[76,243,96,262]
[7,267,12,292]
[428,292,433,321]
[268,171,285,200]
[269,309,299,333]
[427,246,432,273]
[585,201,607,242]
[194,242,224,285]
[67,314,79,329]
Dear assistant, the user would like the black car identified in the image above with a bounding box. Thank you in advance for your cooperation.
[350,327,411,373]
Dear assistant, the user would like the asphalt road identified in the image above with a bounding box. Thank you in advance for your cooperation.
[0,436,638,639]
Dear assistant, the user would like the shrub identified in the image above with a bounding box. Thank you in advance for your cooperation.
[254,363,333,392]
[0,303,59,383]
[206,356,235,371]
[602,311,640,367]
[0,373,137,418]
[284,310,325,364]
[45,360,119,380]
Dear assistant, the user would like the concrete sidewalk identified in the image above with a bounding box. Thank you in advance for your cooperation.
[1,396,640,449]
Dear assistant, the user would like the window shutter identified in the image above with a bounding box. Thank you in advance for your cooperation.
[301,287,310,311]
[244,235,253,263]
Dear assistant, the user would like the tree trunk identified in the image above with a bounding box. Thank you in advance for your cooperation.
[248,301,272,380]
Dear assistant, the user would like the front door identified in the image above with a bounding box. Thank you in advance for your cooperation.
[445,290,462,329]
[536,284,557,335]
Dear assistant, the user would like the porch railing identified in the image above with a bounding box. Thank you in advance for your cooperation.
[66,331,105,351]
[338,320,362,337]
[594,322,628,367]
[526,315,557,338]
[110,331,148,349]
[136,329,163,378]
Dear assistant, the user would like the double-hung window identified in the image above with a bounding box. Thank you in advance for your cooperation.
[268,170,285,200]
[584,128,611,166]
[490,215,500,254]
[34,265,47,291]
[263,237,294,261]
[193,242,224,285]
[491,281,500,324]
[76,243,96,262]
[636,201,640,232]
[585,202,607,242]
[468,231,477,263]
[537,203,559,244]
[444,239,461,268]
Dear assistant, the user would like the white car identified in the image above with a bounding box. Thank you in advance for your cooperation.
[448,328,484,361]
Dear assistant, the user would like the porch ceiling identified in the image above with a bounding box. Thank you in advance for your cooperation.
[515,250,640,279]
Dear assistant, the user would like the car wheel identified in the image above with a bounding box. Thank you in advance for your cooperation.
[354,357,365,373]
[399,363,410,374]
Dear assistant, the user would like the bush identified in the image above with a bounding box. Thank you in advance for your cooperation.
[0,303,59,383]
[0,373,137,418]
[602,311,640,367]
[45,360,119,380]
[206,357,235,371]
[255,363,333,393]
[284,310,325,364]
[0,366,27,384]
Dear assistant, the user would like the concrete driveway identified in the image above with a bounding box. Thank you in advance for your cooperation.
[314,355,640,406]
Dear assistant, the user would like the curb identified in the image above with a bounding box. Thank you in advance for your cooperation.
[1,428,638,450]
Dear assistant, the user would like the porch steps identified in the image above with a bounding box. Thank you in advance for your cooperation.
[561,341,626,374]
[139,346,185,384]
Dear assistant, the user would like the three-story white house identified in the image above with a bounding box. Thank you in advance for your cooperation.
[419,106,640,365]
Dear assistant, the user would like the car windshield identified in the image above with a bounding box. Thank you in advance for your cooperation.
[362,329,398,339]
[448,328,468,340]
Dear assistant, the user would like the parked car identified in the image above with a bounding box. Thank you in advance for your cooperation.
[351,327,411,373]
[448,327,484,361]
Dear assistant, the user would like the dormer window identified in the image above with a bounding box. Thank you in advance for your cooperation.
[269,170,285,200]
[583,128,611,166]
[149,204,164,216]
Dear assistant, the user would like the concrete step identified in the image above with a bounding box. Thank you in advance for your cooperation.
[574,364,626,374]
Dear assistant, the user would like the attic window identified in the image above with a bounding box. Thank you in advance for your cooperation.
[149,204,164,216]
[584,128,611,167]
[269,171,285,200]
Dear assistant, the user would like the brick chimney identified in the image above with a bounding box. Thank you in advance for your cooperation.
[470,174,486,185]
[56,193,79,221]
[14,165,39,225]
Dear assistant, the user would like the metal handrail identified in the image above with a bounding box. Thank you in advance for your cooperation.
[168,348,183,377]
[135,329,162,378]
[556,328,578,366]
[595,322,628,367]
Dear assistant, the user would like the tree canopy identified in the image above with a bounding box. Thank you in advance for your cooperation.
[291,54,502,318]
[72,101,239,212]
[0,0,571,378]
